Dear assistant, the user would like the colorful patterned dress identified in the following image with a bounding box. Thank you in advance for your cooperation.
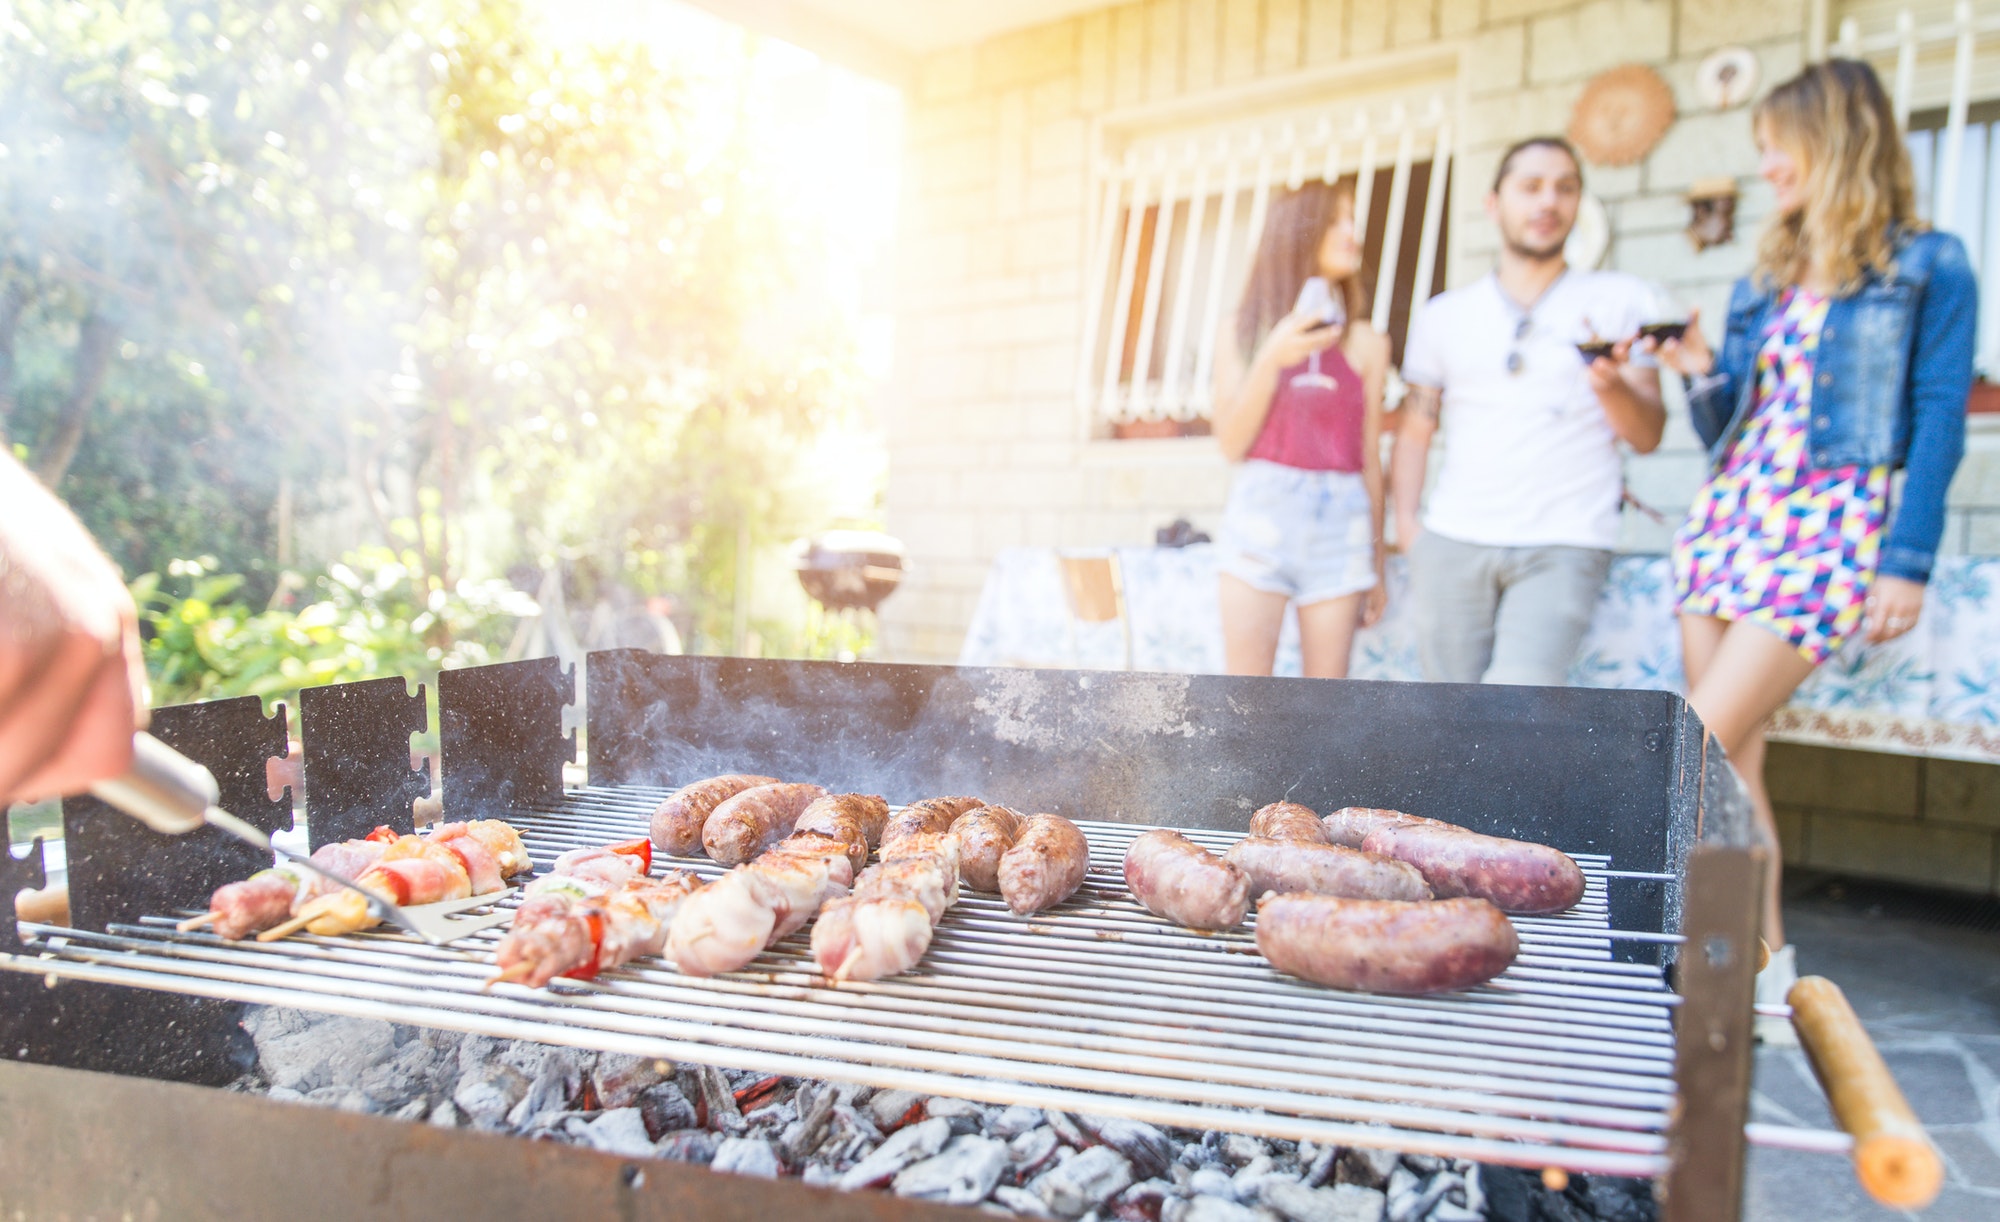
[1672,289,1891,663]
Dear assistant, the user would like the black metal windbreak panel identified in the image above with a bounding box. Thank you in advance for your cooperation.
[63,697,293,932]
[439,657,574,819]
[587,653,1694,951]
[299,675,430,849]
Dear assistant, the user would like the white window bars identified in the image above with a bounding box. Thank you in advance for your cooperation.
[1835,1,2000,376]
[1076,94,1454,432]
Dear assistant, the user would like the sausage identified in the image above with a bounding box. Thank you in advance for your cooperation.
[794,794,891,874]
[1360,823,1586,915]
[951,805,1023,892]
[703,783,829,866]
[650,774,780,856]
[997,813,1091,915]
[1255,894,1519,994]
[882,795,985,847]
[1248,802,1328,843]
[1223,837,1431,902]
[1319,806,1455,848]
[1122,829,1250,931]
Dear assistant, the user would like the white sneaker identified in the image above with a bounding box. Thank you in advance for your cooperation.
[1754,943,1800,1047]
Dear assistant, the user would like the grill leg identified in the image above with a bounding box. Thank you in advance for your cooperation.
[1661,841,1766,1222]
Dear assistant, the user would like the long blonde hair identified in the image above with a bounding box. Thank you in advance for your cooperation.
[1753,59,1922,294]
[1235,180,1369,359]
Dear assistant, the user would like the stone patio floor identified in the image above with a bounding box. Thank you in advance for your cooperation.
[1744,876,2000,1221]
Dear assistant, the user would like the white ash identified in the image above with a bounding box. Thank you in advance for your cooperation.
[228,1006,1656,1221]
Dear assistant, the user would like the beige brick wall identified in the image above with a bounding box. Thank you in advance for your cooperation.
[881,0,2000,664]
[1769,743,2000,895]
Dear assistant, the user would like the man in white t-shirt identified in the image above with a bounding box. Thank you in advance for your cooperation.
[1392,137,1664,685]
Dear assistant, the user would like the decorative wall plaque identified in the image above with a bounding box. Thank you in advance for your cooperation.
[1568,64,1677,167]
[1695,46,1760,111]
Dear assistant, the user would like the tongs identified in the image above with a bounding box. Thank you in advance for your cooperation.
[91,732,510,945]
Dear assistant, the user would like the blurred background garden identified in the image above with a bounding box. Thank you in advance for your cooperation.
[0,0,900,762]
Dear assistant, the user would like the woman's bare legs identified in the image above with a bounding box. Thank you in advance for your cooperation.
[1297,592,1365,679]
[1220,575,1292,676]
[1680,613,1816,948]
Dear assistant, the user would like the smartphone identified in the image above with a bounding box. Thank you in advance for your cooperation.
[1294,276,1345,328]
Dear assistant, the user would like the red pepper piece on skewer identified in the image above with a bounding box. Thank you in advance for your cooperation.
[559,910,607,981]
[364,825,400,844]
[605,837,652,874]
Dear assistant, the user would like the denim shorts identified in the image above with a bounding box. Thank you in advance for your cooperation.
[1216,460,1377,604]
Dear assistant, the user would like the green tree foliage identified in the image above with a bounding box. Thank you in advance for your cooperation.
[0,0,879,652]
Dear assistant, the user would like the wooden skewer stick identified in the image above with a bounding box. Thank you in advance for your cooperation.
[484,963,535,991]
[176,911,220,932]
[256,913,315,943]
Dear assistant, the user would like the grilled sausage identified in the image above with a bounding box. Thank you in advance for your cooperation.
[951,805,1023,892]
[1319,806,1456,848]
[1122,829,1250,931]
[1255,894,1519,994]
[703,782,829,866]
[997,813,1091,915]
[794,793,891,874]
[1223,837,1431,902]
[1360,823,1586,915]
[1248,802,1328,843]
[651,774,781,856]
[882,795,984,847]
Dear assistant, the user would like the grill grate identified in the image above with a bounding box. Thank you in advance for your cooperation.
[2,786,1681,1176]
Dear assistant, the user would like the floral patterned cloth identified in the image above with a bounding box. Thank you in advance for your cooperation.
[959,546,2000,763]
[1672,289,1891,664]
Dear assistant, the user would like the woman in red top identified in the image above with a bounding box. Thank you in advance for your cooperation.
[1211,181,1390,677]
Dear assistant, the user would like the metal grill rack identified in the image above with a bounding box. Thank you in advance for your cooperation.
[5,786,1686,1176]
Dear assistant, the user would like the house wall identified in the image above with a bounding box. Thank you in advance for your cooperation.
[880,0,2000,665]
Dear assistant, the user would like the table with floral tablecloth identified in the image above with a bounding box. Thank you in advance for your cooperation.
[958,546,2000,764]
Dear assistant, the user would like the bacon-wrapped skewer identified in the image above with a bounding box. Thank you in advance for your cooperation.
[810,831,962,982]
[183,837,391,940]
[666,832,854,977]
[489,838,696,987]
[279,836,475,938]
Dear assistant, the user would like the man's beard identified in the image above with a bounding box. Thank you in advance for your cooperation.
[1501,218,1570,262]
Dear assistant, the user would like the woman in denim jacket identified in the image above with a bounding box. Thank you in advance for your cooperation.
[1649,60,1977,1021]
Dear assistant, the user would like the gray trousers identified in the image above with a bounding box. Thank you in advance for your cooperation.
[1408,530,1614,686]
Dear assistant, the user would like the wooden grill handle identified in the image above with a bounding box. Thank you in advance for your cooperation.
[1788,975,1942,1210]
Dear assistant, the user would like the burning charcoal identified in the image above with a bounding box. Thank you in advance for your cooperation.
[993,1185,1058,1218]
[1581,1177,1654,1222]
[801,1162,838,1187]
[428,1099,461,1128]
[1335,1148,1400,1190]
[779,1083,837,1165]
[1112,1177,1181,1221]
[1230,1155,1275,1191]
[1428,1204,1481,1222]
[638,1081,700,1138]
[509,1062,580,1130]
[1383,1169,1434,1222]
[656,1130,720,1164]
[1219,1135,1267,1168]
[1169,1164,1195,1190]
[1041,1109,1090,1149]
[868,1088,926,1131]
[711,1135,783,1179]
[453,1064,531,1129]
[591,1054,670,1109]
[1187,1168,1238,1200]
[743,1100,798,1134]
[990,1104,1045,1138]
[1302,1145,1337,1189]
[390,1098,428,1123]
[1009,1125,1062,1175]
[837,1116,953,1191]
[1259,1179,1388,1222]
[1032,1145,1134,1217]
[697,1064,746,1134]
[1078,1117,1175,1180]
[892,1134,1010,1205]
[576,1108,657,1158]
[1401,1156,1446,1176]
[255,1015,397,1094]
[1180,1197,1261,1222]
[304,1086,379,1114]
[359,1039,450,1107]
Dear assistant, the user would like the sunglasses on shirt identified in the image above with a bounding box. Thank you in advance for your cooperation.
[1506,316,1530,375]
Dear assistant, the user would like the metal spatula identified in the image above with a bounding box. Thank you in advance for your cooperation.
[92,732,509,945]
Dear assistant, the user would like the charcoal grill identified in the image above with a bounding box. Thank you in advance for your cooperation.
[0,653,1913,1220]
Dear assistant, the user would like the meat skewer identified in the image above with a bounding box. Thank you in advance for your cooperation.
[491,862,703,989]
[1223,837,1432,903]
[1123,829,1251,931]
[951,805,1022,892]
[880,796,983,848]
[649,774,781,856]
[188,834,396,940]
[666,832,854,977]
[793,793,890,875]
[703,782,830,866]
[275,836,475,939]
[811,831,962,982]
[996,813,1091,915]
[1247,801,1328,843]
